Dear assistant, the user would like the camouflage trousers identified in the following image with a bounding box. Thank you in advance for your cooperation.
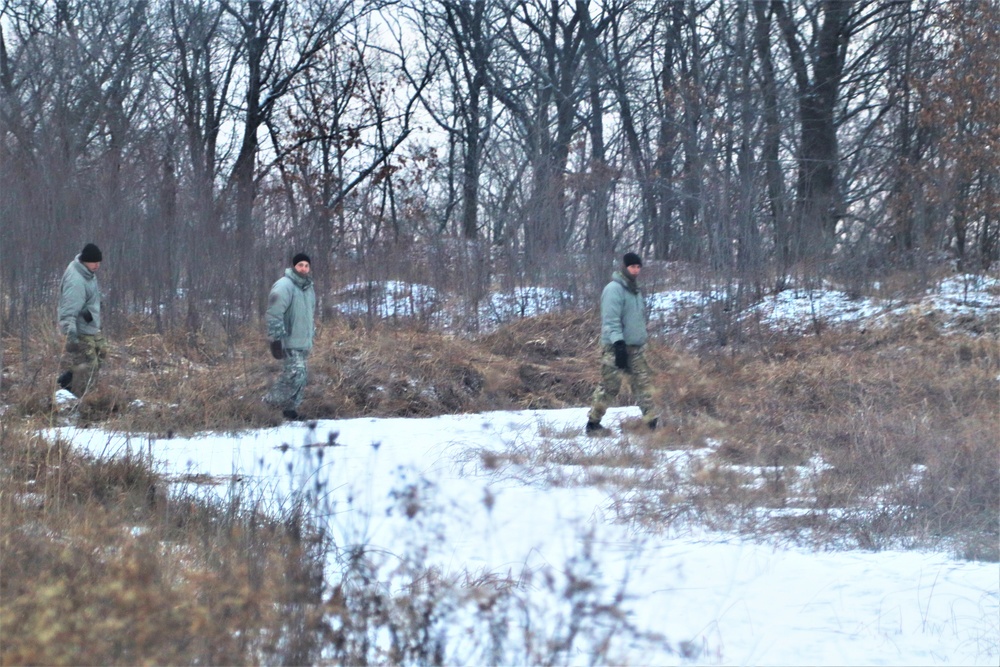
[264,349,309,411]
[60,333,109,398]
[587,344,659,426]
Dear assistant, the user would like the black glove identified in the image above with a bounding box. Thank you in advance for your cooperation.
[65,334,82,354]
[269,339,285,360]
[613,340,629,370]
[81,310,93,323]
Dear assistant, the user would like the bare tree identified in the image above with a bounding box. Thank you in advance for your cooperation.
[402,0,503,243]
[576,0,614,253]
[158,0,237,326]
[752,0,790,275]
[165,0,233,232]
[772,0,853,262]
[489,0,587,270]
[600,0,698,262]
[218,0,351,298]
[1,0,158,323]
[2,0,995,341]
[270,13,429,254]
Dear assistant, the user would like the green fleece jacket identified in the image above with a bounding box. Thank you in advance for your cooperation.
[599,270,648,346]
[58,258,102,337]
[266,268,316,351]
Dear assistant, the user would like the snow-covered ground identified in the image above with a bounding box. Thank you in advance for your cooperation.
[738,274,999,335]
[53,405,1000,666]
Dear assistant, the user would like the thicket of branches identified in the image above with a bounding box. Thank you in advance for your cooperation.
[1,0,996,338]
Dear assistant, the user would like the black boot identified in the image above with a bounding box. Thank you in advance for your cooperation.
[647,417,658,431]
[282,408,299,421]
[585,420,607,435]
[57,370,73,390]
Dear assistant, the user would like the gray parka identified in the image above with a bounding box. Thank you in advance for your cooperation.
[266,268,316,351]
[58,257,102,338]
[599,271,648,346]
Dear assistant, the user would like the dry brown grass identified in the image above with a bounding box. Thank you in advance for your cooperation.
[2,309,604,433]
[0,424,325,665]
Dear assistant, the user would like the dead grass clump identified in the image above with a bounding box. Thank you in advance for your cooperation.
[645,349,725,441]
[1,316,274,434]
[0,425,52,489]
[645,320,998,555]
[479,309,599,362]
[469,310,602,409]
[511,360,594,408]
[307,321,490,417]
[3,417,662,665]
[3,294,996,558]
[889,416,1000,560]
[0,424,327,665]
[56,447,158,510]
[2,511,323,666]
[494,430,661,473]
[75,385,129,423]
[680,461,771,530]
[2,325,66,418]
[0,427,154,514]
[318,311,610,415]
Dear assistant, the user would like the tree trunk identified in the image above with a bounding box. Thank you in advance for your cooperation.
[775,0,852,261]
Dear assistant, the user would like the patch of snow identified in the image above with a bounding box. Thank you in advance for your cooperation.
[334,280,441,319]
[50,407,1000,666]
[478,286,571,325]
[746,288,886,332]
[647,273,997,340]
[54,388,77,406]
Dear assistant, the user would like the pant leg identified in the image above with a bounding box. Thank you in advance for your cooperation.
[588,344,624,424]
[93,334,109,361]
[64,334,103,398]
[628,345,660,424]
[264,349,309,410]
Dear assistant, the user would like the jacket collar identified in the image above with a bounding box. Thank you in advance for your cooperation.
[612,270,639,295]
[285,267,313,289]
[73,258,96,280]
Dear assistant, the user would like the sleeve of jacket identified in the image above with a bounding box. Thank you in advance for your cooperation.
[57,276,85,336]
[265,280,291,340]
[600,283,625,343]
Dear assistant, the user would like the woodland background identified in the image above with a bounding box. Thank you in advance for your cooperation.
[1,0,997,340]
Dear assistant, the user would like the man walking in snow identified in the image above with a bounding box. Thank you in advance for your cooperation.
[264,253,316,420]
[586,252,659,434]
[57,243,108,397]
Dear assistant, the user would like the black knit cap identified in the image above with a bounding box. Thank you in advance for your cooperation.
[291,253,311,266]
[80,243,102,263]
[623,252,642,267]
